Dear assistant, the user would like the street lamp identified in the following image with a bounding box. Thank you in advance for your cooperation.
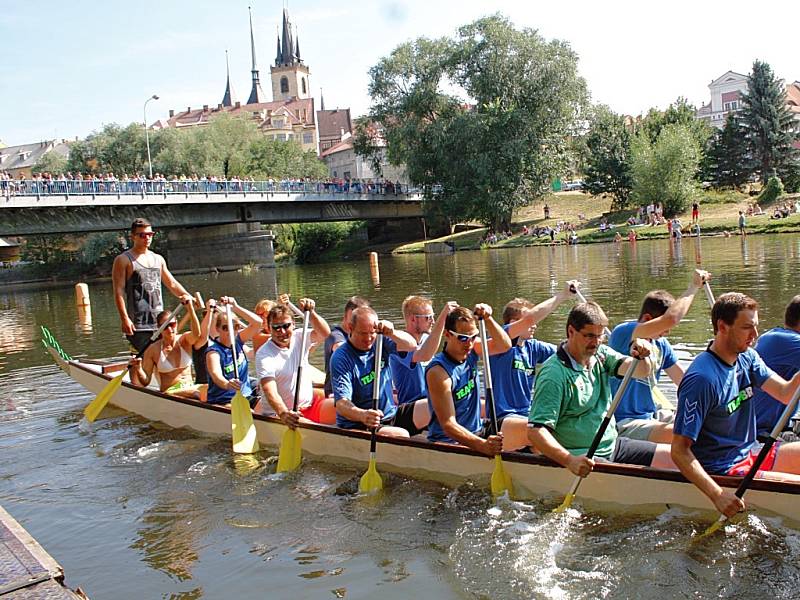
[144,94,159,179]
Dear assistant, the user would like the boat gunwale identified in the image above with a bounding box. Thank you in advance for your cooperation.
[68,358,800,497]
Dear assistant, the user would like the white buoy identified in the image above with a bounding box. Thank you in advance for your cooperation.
[75,282,90,307]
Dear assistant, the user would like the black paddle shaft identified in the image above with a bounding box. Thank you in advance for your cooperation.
[477,318,499,437]
[734,438,776,499]
[130,302,185,365]
[291,310,311,412]
[369,334,384,454]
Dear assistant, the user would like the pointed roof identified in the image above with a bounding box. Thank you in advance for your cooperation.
[275,8,302,66]
[247,6,267,105]
[320,88,325,111]
[221,50,237,107]
[295,30,301,62]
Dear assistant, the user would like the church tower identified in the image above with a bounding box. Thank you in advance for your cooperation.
[246,6,267,104]
[270,9,310,102]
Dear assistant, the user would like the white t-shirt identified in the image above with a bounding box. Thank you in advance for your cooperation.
[254,329,315,414]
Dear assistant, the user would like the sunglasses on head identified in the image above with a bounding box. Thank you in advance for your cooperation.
[271,322,293,332]
[447,330,479,343]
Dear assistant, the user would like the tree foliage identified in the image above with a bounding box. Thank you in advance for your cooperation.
[638,97,712,150]
[630,124,701,217]
[358,14,588,230]
[701,113,750,188]
[740,60,799,183]
[293,222,356,264]
[583,105,633,208]
[32,150,68,175]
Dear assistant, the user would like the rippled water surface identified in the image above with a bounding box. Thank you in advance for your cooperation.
[3,235,800,598]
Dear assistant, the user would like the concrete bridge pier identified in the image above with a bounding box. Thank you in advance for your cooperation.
[166,223,275,273]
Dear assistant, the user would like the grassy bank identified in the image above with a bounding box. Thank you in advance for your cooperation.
[393,190,800,253]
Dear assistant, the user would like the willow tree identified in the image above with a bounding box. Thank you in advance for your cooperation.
[356,14,588,231]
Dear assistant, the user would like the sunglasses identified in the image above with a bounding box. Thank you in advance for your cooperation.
[271,322,293,332]
[447,330,479,343]
[136,231,155,239]
[414,314,435,320]
[163,321,177,329]
[221,324,241,332]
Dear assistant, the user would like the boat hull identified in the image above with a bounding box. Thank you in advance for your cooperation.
[59,351,800,523]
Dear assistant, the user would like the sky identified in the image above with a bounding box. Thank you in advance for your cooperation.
[1,0,797,147]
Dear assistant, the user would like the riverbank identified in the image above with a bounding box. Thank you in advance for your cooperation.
[393,190,800,253]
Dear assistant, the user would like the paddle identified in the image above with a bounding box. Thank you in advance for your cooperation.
[572,287,611,337]
[703,280,715,307]
[84,302,184,422]
[700,380,800,537]
[554,357,639,512]
[226,304,260,454]
[478,316,513,498]
[276,309,311,473]
[359,333,384,494]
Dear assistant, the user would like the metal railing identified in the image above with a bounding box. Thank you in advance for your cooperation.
[0,178,419,198]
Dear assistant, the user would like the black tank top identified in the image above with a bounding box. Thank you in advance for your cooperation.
[124,250,163,331]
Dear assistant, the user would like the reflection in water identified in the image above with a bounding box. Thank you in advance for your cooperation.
[76,305,93,334]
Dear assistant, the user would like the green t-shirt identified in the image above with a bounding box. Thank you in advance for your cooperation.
[529,343,626,459]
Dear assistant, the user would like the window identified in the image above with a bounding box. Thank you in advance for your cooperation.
[303,133,313,144]
[273,118,284,128]
[277,134,286,141]
[280,77,289,94]
[301,77,307,95]
[287,134,294,140]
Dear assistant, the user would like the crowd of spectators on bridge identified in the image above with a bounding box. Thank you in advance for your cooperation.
[0,171,412,197]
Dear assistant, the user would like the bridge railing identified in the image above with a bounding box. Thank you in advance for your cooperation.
[0,178,421,198]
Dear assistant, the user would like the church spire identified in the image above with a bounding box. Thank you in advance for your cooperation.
[275,27,282,66]
[221,50,236,107]
[320,88,325,111]
[280,8,294,65]
[295,26,301,62]
[246,6,267,104]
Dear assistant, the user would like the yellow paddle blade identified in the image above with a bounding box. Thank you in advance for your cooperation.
[651,385,675,410]
[358,455,383,494]
[276,428,302,473]
[699,516,726,539]
[84,370,126,422]
[490,455,513,498]
[231,391,260,454]
[553,493,576,514]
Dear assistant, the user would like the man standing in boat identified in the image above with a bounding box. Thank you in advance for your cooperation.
[256,297,335,426]
[331,306,421,437]
[672,293,800,518]
[389,296,458,435]
[425,305,512,455]
[488,281,581,451]
[527,302,676,473]
[609,269,710,443]
[752,296,800,439]
[112,218,192,352]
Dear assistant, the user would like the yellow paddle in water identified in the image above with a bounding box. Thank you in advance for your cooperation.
[226,304,260,454]
[359,333,384,494]
[554,358,639,512]
[477,316,513,498]
[276,308,311,473]
[700,379,800,537]
[84,302,184,422]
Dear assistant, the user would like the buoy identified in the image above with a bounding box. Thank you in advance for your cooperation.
[75,282,90,307]
[369,252,380,287]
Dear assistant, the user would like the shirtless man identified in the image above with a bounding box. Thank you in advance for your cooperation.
[130,299,205,400]
[112,218,191,352]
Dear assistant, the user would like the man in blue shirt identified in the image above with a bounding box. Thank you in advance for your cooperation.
[489,280,580,450]
[425,304,512,455]
[673,292,800,518]
[389,296,458,435]
[610,269,710,443]
[752,296,800,437]
[331,306,420,438]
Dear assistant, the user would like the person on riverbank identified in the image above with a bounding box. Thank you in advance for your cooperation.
[488,282,580,451]
[323,296,370,397]
[750,296,800,439]
[692,202,699,224]
[672,293,800,518]
[426,305,512,455]
[112,218,192,352]
[527,302,677,473]
[330,306,421,437]
[205,297,262,406]
[609,269,710,444]
[129,298,205,400]
[256,298,334,426]
[389,296,458,435]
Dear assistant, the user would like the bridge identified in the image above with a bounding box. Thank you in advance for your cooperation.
[0,181,425,271]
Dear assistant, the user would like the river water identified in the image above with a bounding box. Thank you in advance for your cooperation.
[3,235,800,599]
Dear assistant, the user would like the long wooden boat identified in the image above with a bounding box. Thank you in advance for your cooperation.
[45,346,800,524]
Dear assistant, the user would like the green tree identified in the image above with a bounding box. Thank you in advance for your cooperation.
[81,231,126,272]
[248,137,328,179]
[358,14,588,230]
[740,60,800,183]
[701,113,750,188]
[293,222,355,264]
[31,150,68,175]
[630,124,701,216]
[583,105,633,208]
[638,97,712,150]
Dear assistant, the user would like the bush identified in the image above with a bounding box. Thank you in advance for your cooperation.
[82,232,126,272]
[758,176,784,204]
[293,222,355,264]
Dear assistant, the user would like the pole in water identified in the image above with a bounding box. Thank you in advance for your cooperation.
[369,252,380,287]
[75,282,90,307]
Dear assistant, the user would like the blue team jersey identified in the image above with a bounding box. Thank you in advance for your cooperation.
[206,335,252,405]
[752,327,800,435]
[389,332,430,404]
[609,320,678,421]
[331,337,398,429]
[490,325,556,418]
[674,346,773,474]
[426,350,481,443]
